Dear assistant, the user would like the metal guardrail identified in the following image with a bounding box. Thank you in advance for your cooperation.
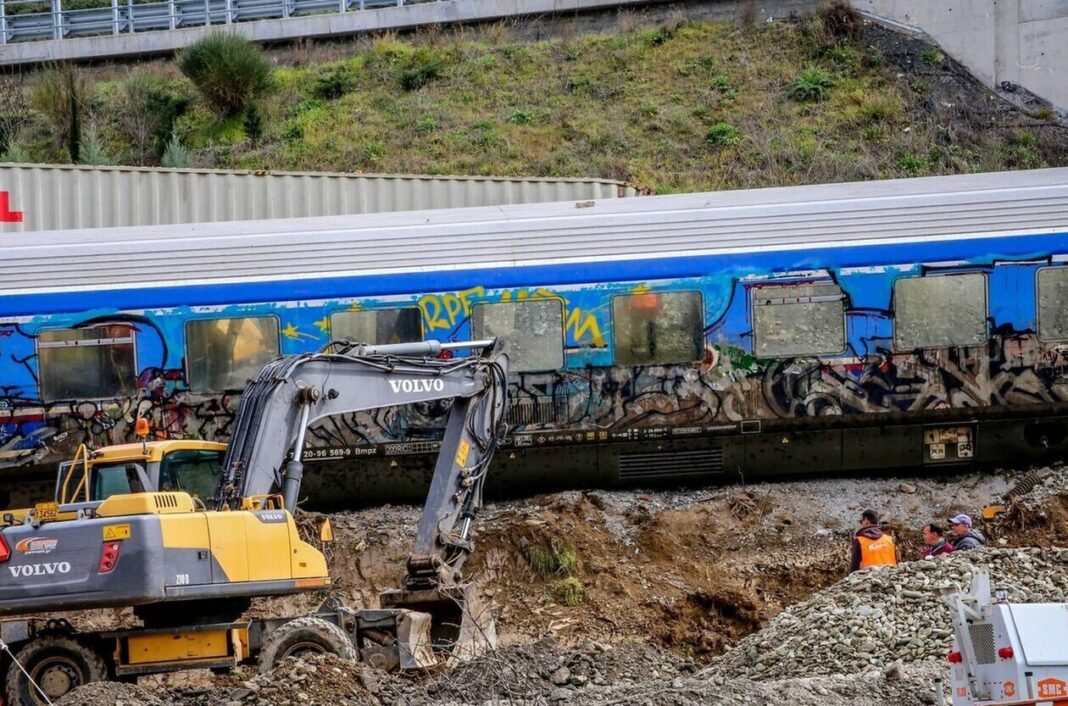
[0,0,414,44]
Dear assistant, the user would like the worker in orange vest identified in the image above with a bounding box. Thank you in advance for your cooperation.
[849,509,898,572]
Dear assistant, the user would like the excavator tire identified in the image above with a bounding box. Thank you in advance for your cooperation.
[257,616,358,673]
[4,636,108,706]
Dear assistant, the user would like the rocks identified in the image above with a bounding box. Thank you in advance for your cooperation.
[703,547,1068,681]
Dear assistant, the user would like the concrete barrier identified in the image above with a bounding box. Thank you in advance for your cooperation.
[856,0,1068,113]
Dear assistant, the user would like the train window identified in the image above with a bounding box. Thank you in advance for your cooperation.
[1037,267,1068,340]
[752,282,845,358]
[38,325,136,401]
[471,299,564,372]
[612,292,703,365]
[329,308,423,345]
[185,317,280,392]
[894,273,987,350]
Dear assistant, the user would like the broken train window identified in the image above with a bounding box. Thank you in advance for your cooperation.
[38,325,137,401]
[185,316,281,392]
[612,291,703,366]
[471,299,565,373]
[1037,266,1068,341]
[751,282,846,358]
[894,273,987,350]
[330,308,423,346]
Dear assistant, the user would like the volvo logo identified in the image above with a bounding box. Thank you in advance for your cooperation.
[8,562,72,578]
[388,379,445,394]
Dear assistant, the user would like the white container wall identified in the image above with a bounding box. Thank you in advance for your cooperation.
[0,164,639,232]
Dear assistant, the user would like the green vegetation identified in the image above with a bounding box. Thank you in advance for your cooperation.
[528,543,584,606]
[705,121,741,146]
[2,14,1064,191]
[920,47,943,64]
[177,33,274,117]
[527,544,580,577]
[552,577,586,606]
[788,68,834,102]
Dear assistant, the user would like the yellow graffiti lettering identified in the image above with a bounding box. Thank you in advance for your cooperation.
[419,286,485,332]
[565,308,605,348]
[442,294,465,326]
[419,295,449,331]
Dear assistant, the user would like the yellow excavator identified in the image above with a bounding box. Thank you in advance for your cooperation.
[0,338,509,706]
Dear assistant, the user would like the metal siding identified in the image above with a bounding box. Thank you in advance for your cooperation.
[0,163,636,232]
[2,168,1066,299]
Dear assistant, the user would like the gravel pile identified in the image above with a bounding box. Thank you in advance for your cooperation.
[704,547,1068,680]
[56,681,164,705]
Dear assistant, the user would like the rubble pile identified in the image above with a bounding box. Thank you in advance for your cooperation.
[1007,464,1068,507]
[704,547,1068,680]
[376,639,942,706]
[190,653,372,706]
[55,681,164,705]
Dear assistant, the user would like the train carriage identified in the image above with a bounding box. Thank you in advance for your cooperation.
[2,168,1067,506]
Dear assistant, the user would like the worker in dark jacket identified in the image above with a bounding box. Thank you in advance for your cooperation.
[948,514,986,551]
[850,509,898,573]
[921,522,953,559]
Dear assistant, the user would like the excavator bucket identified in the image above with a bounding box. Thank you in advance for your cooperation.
[381,583,498,667]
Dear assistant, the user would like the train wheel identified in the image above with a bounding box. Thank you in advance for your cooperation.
[257,616,357,674]
[4,636,107,706]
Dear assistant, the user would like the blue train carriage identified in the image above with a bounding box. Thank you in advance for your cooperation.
[1,168,1067,507]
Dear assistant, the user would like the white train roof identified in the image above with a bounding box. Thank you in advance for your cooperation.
[4,168,1068,296]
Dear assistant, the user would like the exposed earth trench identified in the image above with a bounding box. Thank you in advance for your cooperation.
[53,465,1068,705]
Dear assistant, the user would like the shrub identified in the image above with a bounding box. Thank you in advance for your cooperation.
[705,121,741,146]
[120,73,191,163]
[818,0,863,41]
[243,104,264,142]
[896,153,928,175]
[312,68,356,100]
[178,33,274,117]
[399,60,441,91]
[30,64,92,162]
[508,109,533,125]
[788,68,834,102]
[161,130,191,168]
[79,124,110,165]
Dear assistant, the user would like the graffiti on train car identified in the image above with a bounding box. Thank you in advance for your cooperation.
[3,263,1068,476]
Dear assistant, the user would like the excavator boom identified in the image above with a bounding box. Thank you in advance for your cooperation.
[215,338,509,585]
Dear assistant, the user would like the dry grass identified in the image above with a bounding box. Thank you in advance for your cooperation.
[4,14,1066,190]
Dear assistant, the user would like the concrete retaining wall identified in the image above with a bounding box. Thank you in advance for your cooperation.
[856,0,1068,113]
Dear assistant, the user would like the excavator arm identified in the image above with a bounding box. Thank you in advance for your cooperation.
[213,338,509,588]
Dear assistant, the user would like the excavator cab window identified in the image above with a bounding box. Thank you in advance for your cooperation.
[158,449,224,501]
[91,463,149,501]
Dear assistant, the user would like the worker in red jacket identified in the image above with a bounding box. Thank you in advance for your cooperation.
[849,509,898,572]
[921,522,954,559]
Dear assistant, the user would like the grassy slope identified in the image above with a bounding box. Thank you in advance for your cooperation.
[7,13,1066,192]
